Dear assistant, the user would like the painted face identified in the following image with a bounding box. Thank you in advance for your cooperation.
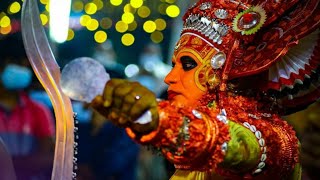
[164,33,219,107]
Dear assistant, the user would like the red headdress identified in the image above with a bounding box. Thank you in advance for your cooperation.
[181,0,320,112]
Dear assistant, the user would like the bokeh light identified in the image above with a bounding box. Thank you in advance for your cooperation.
[137,6,150,18]
[72,1,84,12]
[40,0,49,5]
[80,15,91,26]
[0,25,12,34]
[100,17,113,29]
[165,0,176,3]
[115,21,128,33]
[128,21,137,31]
[125,64,140,77]
[94,30,107,43]
[123,4,135,13]
[110,0,123,6]
[143,20,156,33]
[86,18,99,31]
[166,5,180,17]
[0,16,11,28]
[66,29,75,41]
[130,0,143,9]
[40,14,49,25]
[122,12,134,24]
[155,18,166,31]
[151,31,164,43]
[121,33,135,46]
[93,0,104,10]
[158,4,168,15]
[9,2,21,14]
[85,3,97,15]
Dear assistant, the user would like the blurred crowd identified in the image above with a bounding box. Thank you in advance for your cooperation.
[0,30,320,180]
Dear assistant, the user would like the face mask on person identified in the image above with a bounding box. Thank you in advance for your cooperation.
[1,64,32,90]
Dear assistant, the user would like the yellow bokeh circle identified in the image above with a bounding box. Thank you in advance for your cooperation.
[85,3,97,15]
[40,14,49,25]
[110,0,123,6]
[67,29,75,41]
[155,18,166,31]
[100,17,113,29]
[0,16,11,28]
[87,19,99,31]
[137,6,150,18]
[130,0,143,8]
[121,33,135,46]
[115,21,128,33]
[80,15,91,26]
[9,2,21,14]
[94,31,108,43]
[128,21,137,31]
[122,12,134,24]
[166,5,180,18]
[143,20,156,33]
[151,31,164,43]
[72,1,84,12]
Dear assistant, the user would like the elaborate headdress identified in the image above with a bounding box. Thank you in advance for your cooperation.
[179,0,320,112]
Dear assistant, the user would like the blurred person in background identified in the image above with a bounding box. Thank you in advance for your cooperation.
[0,32,55,180]
[0,137,16,180]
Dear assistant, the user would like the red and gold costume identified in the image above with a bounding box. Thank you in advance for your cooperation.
[124,0,320,179]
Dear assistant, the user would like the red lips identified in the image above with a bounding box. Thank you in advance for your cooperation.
[167,90,179,100]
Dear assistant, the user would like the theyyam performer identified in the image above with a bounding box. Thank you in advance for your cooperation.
[91,0,320,179]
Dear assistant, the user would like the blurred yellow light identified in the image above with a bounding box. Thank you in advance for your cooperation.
[110,0,123,6]
[130,0,143,8]
[165,0,176,3]
[151,31,164,43]
[155,18,166,31]
[72,1,84,12]
[40,0,49,5]
[40,14,49,25]
[0,16,11,28]
[0,12,6,20]
[94,30,108,43]
[128,21,137,31]
[67,29,75,41]
[9,2,21,14]
[93,0,104,10]
[137,6,150,18]
[0,25,12,35]
[80,15,91,26]
[123,4,136,13]
[115,21,128,33]
[166,5,180,18]
[143,20,156,33]
[121,33,135,46]
[87,19,99,31]
[100,17,113,29]
[45,4,50,11]
[158,4,167,15]
[85,3,97,15]
[122,12,134,24]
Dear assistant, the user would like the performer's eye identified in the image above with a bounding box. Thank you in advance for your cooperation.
[180,56,197,71]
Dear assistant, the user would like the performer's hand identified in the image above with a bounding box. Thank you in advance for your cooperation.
[91,79,159,134]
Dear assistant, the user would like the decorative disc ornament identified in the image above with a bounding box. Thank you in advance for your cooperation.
[211,52,226,69]
[232,5,267,35]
